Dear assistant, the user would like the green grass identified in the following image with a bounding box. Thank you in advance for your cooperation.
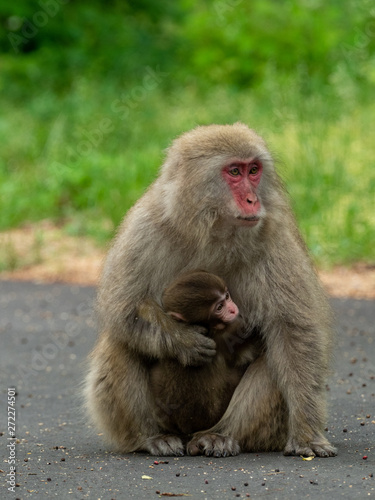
[1,81,374,266]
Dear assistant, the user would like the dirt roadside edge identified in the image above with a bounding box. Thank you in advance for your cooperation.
[1,223,374,299]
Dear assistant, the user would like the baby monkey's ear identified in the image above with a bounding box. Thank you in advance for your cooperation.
[167,311,186,322]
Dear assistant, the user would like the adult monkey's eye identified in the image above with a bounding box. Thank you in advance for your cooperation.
[249,165,259,175]
[230,167,240,176]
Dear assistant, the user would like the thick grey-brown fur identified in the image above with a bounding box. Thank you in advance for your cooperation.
[150,270,248,438]
[84,123,336,458]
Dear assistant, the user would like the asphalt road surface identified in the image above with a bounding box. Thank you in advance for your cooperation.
[0,281,374,499]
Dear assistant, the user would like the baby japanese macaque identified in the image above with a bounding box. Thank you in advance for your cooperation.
[150,270,247,436]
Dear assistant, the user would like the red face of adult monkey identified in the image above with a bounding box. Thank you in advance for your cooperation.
[85,123,336,459]
[222,160,263,226]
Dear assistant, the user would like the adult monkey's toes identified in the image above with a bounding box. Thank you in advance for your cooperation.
[284,436,337,457]
[144,435,185,456]
[187,433,240,457]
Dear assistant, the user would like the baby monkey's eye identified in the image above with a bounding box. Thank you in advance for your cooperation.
[216,303,223,311]
[225,292,230,300]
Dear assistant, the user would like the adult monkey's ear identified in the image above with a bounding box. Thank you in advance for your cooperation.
[167,311,187,322]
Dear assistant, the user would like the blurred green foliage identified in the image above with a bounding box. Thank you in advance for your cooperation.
[0,0,374,265]
[1,0,374,93]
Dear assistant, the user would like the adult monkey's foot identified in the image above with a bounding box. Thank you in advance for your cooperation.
[284,436,337,457]
[143,435,185,456]
[187,433,240,457]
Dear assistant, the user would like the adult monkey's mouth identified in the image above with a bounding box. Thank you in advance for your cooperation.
[237,216,259,221]
[236,215,260,226]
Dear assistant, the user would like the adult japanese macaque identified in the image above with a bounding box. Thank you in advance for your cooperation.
[151,270,249,437]
[85,123,337,458]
